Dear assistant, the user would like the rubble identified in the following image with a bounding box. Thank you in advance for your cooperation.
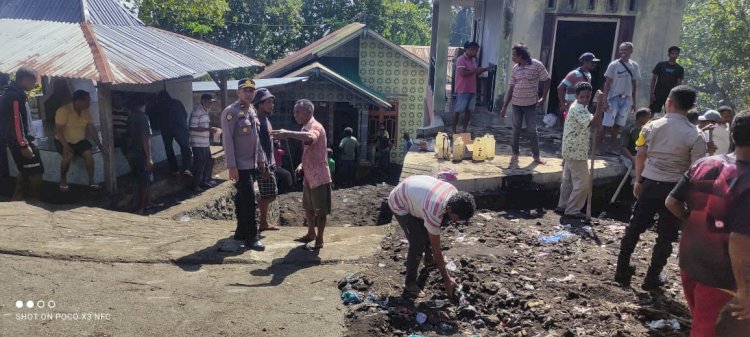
[344,209,690,337]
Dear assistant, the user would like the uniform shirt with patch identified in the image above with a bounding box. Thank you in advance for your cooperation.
[671,154,750,290]
[388,175,458,235]
[220,101,266,170]
[561,101,593,160]
[636,113,706,182]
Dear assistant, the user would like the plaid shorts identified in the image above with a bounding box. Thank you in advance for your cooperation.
[258,173,278,199]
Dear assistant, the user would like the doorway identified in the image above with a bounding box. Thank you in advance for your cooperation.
[548,19,618,113]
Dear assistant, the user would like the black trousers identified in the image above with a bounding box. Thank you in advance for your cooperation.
[161,131,192,173]
[617,178,680,279]
[0,139,8,177]
[395,214,434,287]
[191,147,214,187]
[234,169,258,241]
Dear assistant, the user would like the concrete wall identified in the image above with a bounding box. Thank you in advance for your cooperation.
[478,0,686,114]
[359,35,428,164]
[630,0,686,110]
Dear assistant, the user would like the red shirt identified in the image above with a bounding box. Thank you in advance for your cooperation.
[455,54,478,94]
[301,117,332,189]
[671,154,750,290]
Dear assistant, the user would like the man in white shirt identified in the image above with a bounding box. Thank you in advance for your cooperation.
[598,42,641,155]
[698,110,731,155]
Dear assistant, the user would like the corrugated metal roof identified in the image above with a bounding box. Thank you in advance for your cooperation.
[287,62,391,108]
[257,23,365,79]
[0,19,99,80]
[95,25,263,84]
[257,22,428,79]
[401,45,458,64]
[193,77,309,92]
[0,0,143,26]
[0,18,263,84]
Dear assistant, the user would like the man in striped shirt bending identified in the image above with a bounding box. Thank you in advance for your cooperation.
[388,175,476,299]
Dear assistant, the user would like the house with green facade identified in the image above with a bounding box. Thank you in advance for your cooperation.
[256,23,429,165]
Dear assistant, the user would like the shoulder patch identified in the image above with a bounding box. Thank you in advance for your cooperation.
[226,112,234,121]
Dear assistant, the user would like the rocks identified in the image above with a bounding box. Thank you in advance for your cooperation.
[343,209,690,337]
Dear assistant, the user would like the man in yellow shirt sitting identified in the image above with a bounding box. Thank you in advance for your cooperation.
[54,90,103,192]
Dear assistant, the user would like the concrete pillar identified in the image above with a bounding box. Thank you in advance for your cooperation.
[97,82,116,194]
[431,0,452,123]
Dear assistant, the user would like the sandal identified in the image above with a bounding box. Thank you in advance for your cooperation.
[59,184,70,192]
[259,226,280,232]
[304,243,324,251]
[89,184,102,191]
[294,235,315,243]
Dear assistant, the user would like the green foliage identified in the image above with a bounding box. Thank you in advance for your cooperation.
[134,0,229,35]
[681,0,750,109]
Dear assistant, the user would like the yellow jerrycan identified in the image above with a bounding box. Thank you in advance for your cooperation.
[483,134,496,160]
[472,137,485,161]
[452,137,465,162]
[435,132,450,160]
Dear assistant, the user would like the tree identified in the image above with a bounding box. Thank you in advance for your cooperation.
[681,0,750,110]
[133,0,229,35]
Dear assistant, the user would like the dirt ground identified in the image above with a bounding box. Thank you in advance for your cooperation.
[342,209,691,337]
[278,183,394,227]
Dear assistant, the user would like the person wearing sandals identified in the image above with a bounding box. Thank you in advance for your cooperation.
[54,90,103,192]
[272,99,331,250]
[387,175,476,299]
[252,88,280,232]
[499,43,552,167]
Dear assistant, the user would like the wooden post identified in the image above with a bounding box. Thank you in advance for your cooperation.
[97,82,116,194]
[219,70,229,109]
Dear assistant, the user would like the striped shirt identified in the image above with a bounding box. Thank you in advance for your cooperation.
[388,175,458,235]
[112,107,129,140]
[510,59,551,107]
[190,105,210,147]
[561,68,591,103]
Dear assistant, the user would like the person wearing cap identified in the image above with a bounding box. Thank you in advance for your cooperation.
[273,99,332,250]
[650,46,684,115]
[614,85,706,291]
[220,78,269,252]
[698,110,730,155]
[598,42,641,156]
[189,93,219,191]
[252,88,280,232]
[557,52,599,118]
[452,41,489,134]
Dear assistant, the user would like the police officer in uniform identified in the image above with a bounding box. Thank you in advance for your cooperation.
[221,78,269,251]
[0,67,44,200]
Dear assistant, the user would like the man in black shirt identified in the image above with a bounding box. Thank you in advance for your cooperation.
[649,46,685,113]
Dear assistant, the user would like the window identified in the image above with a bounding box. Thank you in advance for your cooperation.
[628,0,636,11]
[607,0,617,11]
[588,0,596,10]
[547,0,556,9]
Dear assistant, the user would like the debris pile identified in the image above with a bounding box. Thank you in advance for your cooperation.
[345,210,691,337]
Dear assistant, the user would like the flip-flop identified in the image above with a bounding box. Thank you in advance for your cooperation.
[259,226,280,232]
[89,184,102,191]
[304,243,324,251]
[294,236,315,243]
[59,184,69,192]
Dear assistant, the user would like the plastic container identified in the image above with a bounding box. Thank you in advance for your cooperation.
[452,137,465,162]
[472,137,485,161]
[435,132,451,160]
[483,134,496,160]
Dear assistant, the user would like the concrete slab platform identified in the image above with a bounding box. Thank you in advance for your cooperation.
[0,202,386,265]
[403,111,627,192]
